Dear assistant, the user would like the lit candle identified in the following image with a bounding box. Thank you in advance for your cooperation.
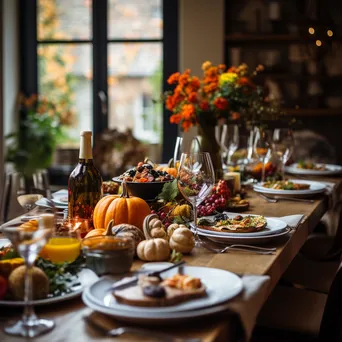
[224,172,241,194]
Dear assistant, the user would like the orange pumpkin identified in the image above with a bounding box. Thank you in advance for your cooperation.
[157,158,177,177]
[93,181,151,230]
[84,228,106,238]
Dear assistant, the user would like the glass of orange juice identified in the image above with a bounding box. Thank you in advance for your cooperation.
[40,218,89,263]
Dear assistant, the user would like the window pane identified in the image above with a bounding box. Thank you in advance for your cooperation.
[108,43,162,144]
[38,44,93,147]
[38,0,92,40]
[109,0,162,39]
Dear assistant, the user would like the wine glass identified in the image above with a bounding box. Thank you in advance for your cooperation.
[253,128,272,182]
[177,152,215,245]
[218,124,239,168]
[272,128,295,180]
[173,136,184,171]
[16,171,50,212]
[1,213,55,337]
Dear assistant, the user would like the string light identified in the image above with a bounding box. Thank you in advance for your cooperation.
[327,30,333,37]
[308,27,315,34]
[316,40,322,46]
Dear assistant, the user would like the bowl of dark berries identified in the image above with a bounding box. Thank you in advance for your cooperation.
[112,161,174,201]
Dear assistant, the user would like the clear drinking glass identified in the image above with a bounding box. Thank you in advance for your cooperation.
[1,214,55,337]
[272,128,295,180]
[218,124,239,168]
[253,128,272,182]
[177,152,215,245]
[173,136,183,171]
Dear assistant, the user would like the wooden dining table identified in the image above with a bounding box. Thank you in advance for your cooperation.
[0,176,341,342]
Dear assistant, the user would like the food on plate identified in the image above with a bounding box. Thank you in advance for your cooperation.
[113,273,206,307]
[197,214,267,233]
[102,181,119,194]
[263,180,310,190]
[0,258,25,277]
[226,194,249,211]
[118,161,174,183]
[8,265,49,300]
[297,161,327,171]
[19,219,38,231]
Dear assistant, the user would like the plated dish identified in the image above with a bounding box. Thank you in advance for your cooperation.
[195,213,287,237]
[82,265,243,323]
[196,228,291,245]
[286,163,342,176]
[253,179,326,197]
[262,180,310,191]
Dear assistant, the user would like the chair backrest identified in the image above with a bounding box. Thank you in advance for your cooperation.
[319,259,342,341]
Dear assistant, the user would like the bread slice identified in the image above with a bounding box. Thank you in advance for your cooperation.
[113,284,206,307]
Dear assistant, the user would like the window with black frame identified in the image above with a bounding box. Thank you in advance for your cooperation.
[19,0,178,179]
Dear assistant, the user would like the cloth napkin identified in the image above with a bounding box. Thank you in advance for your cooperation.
[227,275,271,341]
[271,214,305,230]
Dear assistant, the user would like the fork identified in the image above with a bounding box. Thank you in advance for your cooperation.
[258,194,314,203]
[198,238,276,254]
[84,316,201,342]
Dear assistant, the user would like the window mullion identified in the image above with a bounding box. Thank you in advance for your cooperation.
[93,0,108,137]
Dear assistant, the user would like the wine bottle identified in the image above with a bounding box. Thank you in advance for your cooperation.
[68,131,102,227]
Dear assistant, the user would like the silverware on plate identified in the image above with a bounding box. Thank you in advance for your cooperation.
[199,240,276,254]
[84,316,201,342]
[258,194,314,203]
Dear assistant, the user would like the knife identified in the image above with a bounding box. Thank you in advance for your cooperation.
[106,260,186,292]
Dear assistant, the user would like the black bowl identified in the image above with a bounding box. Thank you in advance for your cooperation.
[112,177,172,201]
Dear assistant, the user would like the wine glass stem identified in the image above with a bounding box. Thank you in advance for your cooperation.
[192,201,199,242]
[280,160,285,180]
[23,262,37,326]
[261,159,266,182]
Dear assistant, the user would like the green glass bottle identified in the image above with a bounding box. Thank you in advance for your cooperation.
[68,131,102,227]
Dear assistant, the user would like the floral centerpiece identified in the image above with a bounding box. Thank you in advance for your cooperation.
[164,62,283,176]
[5,93,75,175]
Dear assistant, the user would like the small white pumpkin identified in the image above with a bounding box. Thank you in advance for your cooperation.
[143,214,167,240]
[169,227,195,254]
[136,238,170,261]
[167,223,188,238]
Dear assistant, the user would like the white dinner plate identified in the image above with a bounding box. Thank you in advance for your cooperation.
[82,266,243,320]
[194,212,287,237]
[0,268,98,306]
[35,198,67,209]
[195,227,291,245]
[253,179,326,197]
[0,238,11,248]
[285,163,342,176]
[52,189,69,205]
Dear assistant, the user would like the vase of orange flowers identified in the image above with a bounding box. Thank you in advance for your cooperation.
[164,61,279,177]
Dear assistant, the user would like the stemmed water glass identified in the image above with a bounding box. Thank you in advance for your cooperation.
[253,128,272,182]
[177,152,215,245]
[216,124,239,168]
[1,213,56,337]
[272,128,295,180]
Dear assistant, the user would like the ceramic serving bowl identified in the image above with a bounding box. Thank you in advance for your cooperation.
[112,177,172,201]
[81,236,135,276]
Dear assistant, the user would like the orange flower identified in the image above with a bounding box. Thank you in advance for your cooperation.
[237,77,255,88]
[227,66,237,73]
[190,77,201,90]
[170,113,183,124]
[231,112,240,120]
[218,64,226,71]
[199,101,209,111]
[181,104,195,119]
[166,95,175,111]
[188,92,197,103]
[203,82,218,93]
[182,120,192,132]
[167,72,180,84]
[213,97,229,110]
[201,61,212,70]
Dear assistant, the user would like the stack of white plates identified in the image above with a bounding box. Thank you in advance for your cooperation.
[35,189,68,209]
[286,163,342,176]
[193,212,290,245]
[82,265,243,324]
[253,179,326,198]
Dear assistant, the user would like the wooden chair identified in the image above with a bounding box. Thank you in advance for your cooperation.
[252,260,342,342]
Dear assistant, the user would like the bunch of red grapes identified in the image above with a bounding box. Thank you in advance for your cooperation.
[198,180,230,217]
[151,208,173,229]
